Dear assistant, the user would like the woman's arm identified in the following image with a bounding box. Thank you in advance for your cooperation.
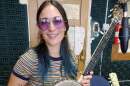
[8,49,36,86]
[8,73,28,86]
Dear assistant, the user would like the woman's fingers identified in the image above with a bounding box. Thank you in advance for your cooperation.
[78,71,93,86]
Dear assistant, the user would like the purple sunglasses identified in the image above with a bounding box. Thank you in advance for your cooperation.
[38,16,65,31]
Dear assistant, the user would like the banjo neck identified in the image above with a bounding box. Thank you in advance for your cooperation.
[83,18,118,76]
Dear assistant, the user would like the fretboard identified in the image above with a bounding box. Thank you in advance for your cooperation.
[83,18,118,75]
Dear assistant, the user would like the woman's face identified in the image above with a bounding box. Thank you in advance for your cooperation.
[38,4,66,47]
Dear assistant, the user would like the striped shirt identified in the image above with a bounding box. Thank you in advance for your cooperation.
[13,49,68,86]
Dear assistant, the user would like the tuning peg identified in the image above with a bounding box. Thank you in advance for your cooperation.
[110,8,114,12]
[108,14,112,18]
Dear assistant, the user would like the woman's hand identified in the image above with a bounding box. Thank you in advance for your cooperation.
[78,71,93,86]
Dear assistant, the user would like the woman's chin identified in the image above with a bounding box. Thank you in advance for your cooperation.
[47,40,61,47]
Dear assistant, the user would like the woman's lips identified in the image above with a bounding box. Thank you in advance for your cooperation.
[47,33,59,39]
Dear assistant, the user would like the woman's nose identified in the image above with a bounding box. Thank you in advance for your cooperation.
[48,22,56,32]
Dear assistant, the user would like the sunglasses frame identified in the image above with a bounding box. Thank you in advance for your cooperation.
[38,16,66,31]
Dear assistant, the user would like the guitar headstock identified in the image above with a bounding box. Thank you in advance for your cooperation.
[112,0,128,19]
[118,0,128,4]
[112,4,123,21]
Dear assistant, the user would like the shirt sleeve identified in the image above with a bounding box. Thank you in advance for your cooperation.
[12,49,37,81]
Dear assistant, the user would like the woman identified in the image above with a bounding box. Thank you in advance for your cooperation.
[8,0,92,86]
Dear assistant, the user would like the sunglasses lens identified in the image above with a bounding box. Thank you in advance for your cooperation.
[39,18,49,31]
[53,17,64,29]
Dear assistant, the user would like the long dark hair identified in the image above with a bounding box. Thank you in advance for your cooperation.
[35,0,77,79]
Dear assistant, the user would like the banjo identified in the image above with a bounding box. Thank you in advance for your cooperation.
[55,17,119,86]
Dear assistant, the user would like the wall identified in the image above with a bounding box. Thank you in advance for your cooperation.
[0,0,29,85]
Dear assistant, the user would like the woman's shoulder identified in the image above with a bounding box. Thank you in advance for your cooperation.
[13,48,39,79]
[18,48,38,63]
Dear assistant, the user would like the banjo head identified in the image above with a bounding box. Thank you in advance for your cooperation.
[55,80,81,86]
